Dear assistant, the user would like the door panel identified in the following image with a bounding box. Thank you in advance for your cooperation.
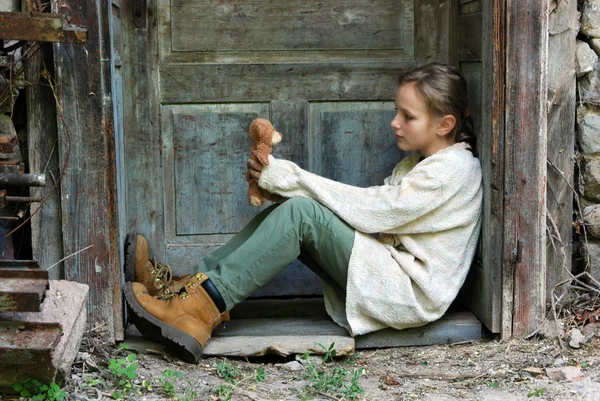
[171,0,411,52]
[171,108,270,235]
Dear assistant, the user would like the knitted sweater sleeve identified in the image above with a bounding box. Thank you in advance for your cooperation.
[258,156,445,234]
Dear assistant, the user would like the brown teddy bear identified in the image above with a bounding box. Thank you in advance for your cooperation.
[246,118,284,206]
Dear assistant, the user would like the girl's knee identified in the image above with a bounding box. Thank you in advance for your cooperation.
[278,197,322,222]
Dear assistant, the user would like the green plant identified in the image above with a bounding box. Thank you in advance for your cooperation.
[316,342,337,363]
[108,353,138,399]
[302,362,365,400]
[489,381,500,388]
[159,368,183,397]
[342,368,366,400]
[527,388,546,397]
[255,367,266,383]
[215,362,241,383]
[13,380,67,401]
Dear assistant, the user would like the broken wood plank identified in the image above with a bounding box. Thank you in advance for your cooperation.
[0,268,48,312]
[0,12,86,43]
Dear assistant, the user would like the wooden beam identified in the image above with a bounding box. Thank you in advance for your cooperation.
[0,12,86,43]
[504,0,548,338]
[53,1,122,340]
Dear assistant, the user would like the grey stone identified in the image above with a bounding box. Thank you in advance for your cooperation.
[578,113,600,154]
[583,240,600,280]
[549,0,580,35]
[569,328,585,348]
[280,361,304,371]
[579,64,600,105]
[0,113,16,137]
[577,41,598,77]
[583,204,600,238]
[0,0,19,12]
[537,318,564,340]
[554,357,568,367]
[591,39,600,56]
[579,155,600,201]
[582,0,600,38]
[0,280,89,384]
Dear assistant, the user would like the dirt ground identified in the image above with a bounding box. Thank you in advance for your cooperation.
[55,329,600,401]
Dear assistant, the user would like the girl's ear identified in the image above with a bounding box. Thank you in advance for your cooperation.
[437,114,457,137]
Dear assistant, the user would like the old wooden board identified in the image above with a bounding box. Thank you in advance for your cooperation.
[415,0,455,64]
[53,0,122,340]
[120,0,165,264]
[504,0,548,338]
[25,40,64,278]
[545,0,577,305]
[126,312,480,357]
[0,12,86,43]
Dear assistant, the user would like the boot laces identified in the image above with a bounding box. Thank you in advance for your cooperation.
[150,258,177,300]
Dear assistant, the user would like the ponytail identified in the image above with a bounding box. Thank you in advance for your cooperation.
[455,115,478,158]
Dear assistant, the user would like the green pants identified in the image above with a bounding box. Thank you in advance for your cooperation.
[197,197,355,310]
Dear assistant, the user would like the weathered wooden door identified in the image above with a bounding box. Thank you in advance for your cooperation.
[122,0,415,296]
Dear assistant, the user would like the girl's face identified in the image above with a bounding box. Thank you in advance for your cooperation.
[390,82,455,157]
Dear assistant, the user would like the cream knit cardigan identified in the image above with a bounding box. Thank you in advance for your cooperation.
[258,142,483,336]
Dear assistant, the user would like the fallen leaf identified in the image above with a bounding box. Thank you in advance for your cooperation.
[545,366,585,382]
[384,372,400,386]
[523,367,544,375]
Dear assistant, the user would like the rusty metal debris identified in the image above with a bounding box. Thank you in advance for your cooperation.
[0,265,48,312]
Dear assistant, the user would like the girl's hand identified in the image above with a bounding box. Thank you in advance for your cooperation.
[247,159,263,181]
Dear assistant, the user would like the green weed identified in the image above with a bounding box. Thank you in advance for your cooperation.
[108,353,138,399]
[255,367,266,383]
[13,380,66,401]
[159,368,183,397]
[527,387,546,397]
[302,361,365,400]
[216,362,241,383]
[316,342,337,363]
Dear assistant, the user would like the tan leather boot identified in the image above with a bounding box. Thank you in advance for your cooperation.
[124,233,189,297]
[124,272,230,363]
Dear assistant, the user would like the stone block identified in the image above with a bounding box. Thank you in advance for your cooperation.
[591,39,600,55]
[0,280,89,389]
[583,240,600,281]
[549,0,580,35]
[579,154,600,201]
[577,112,600,154]
[576,40,598,78]
[0,0,19,12]
[579,65,600,105]
[583,204,600,238]
[582,0,600,38]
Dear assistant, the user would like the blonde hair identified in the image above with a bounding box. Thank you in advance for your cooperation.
[398,63,477,157]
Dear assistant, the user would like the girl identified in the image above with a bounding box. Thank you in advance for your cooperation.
[124,63,483,363]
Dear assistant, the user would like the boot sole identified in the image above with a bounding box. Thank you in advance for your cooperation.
[123,282,204,364]
[124,233,137,283]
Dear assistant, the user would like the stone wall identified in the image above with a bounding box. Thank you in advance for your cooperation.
[577,1,600,277]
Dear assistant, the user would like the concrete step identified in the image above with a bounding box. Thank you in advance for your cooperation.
[0,280,89,393]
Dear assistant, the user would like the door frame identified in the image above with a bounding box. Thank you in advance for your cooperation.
[52,0,548,340]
